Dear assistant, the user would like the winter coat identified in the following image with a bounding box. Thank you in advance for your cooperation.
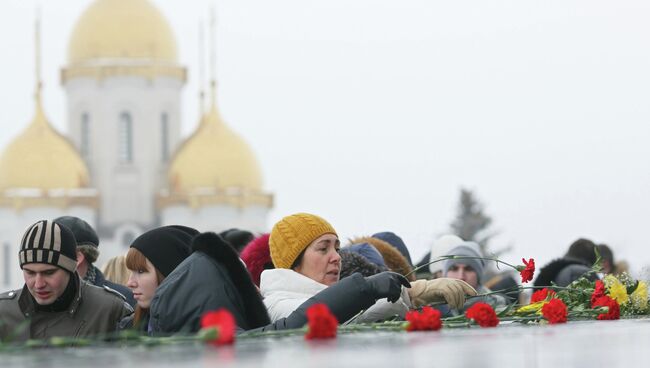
[90,265,136,308]
[0,275,132,342]
[260,268,411,323]
[533,257,598,287]
[149,232,271,334]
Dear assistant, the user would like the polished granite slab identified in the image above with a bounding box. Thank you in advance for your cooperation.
[2,319,648,368]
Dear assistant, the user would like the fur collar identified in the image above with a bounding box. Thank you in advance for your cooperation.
[349,236,415,281]
[192,232,271,328]
[533,258,589,287]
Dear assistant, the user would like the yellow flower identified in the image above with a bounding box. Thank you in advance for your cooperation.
[605,275,629,305]
[517,301,546,315]
[631,281,648,309]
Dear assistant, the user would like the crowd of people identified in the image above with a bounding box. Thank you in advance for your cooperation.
[0,213,622,342]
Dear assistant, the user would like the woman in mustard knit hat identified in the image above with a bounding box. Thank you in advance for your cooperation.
[261,213,477,323]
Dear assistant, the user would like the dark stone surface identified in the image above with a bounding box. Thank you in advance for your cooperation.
[2,319,649,367]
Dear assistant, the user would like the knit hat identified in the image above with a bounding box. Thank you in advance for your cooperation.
[345,242,387,270]
[372,231,413,267]
[349,236,415,281]
[19,220,78,273]
[269,213,337,269]
[429,234,464,275]
[130,225,196,277]
[54,216,99,248]
[240,233,273,286]
[443,242,485,284]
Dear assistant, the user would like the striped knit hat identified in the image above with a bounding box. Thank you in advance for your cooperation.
[269,213,337,269]
[19,220,78,273]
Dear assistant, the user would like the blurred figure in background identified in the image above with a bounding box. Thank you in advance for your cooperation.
[429,235,464,279]
[615,260,630,275]
[348,236,415,281]
[339,250,382,279]
[597,243,615,274]
[241,234,273,287]
[437,242,507,316]
[55,216,135,307]
[534,238,599,287]
[372,231,413,268]
[220,228,254,254]
[102,255,130,286]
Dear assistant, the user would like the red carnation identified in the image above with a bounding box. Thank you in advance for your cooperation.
[406,306,442,331]
[465,302,499,328]
[200,309,236,345]
[591,280,606,307]
[592,295,620,320]
[541,298,567,324]
[519,258,535,283]
[305,304,338,339]
[531,288,556,303]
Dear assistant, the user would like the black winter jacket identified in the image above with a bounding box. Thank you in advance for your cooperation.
[533,257,598,287]
[92,267,136,308]
[149,232,378,335]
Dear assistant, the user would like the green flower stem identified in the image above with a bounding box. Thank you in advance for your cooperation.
[466,285,594,302]
[238,327,307,339]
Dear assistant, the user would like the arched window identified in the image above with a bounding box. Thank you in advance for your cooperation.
[161,112,169,162]
[119,112,133,163]
[80,112,90,158]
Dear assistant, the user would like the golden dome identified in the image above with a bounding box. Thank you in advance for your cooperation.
[168,104,263,192]
[68,0,177,64]
[0,97,90,191]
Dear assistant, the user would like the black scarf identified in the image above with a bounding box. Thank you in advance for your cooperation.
[35,272,77,312]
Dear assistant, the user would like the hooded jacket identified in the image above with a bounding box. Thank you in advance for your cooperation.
[0,274,132,342]
[260,268,410,324]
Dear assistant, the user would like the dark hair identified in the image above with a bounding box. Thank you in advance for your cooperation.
[597,244,614,263]
[566,238,597,265]
[291,248,306,269]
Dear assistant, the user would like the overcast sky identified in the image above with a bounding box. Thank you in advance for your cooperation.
[1,0,649,276]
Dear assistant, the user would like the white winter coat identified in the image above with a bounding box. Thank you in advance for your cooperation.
[260,269,411,323]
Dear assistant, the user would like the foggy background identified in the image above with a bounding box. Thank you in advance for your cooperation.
[1,0,649,275]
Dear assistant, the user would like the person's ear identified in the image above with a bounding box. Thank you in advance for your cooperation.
[76,250,85,266]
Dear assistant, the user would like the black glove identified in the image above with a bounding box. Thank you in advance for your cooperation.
[365,272,411,303]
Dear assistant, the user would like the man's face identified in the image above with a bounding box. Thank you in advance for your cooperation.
[446,263,479,289]
[23,263,71,305]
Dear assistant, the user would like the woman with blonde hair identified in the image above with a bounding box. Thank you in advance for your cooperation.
[102,255,130,286]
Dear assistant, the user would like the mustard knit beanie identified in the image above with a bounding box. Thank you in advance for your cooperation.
[269,213,337,269]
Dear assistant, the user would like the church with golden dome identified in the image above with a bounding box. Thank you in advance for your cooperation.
[0,0,273,289]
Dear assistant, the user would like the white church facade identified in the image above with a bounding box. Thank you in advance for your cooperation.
[0,0,273,289]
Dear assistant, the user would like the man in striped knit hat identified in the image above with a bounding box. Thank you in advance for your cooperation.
[0,220,132,342]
